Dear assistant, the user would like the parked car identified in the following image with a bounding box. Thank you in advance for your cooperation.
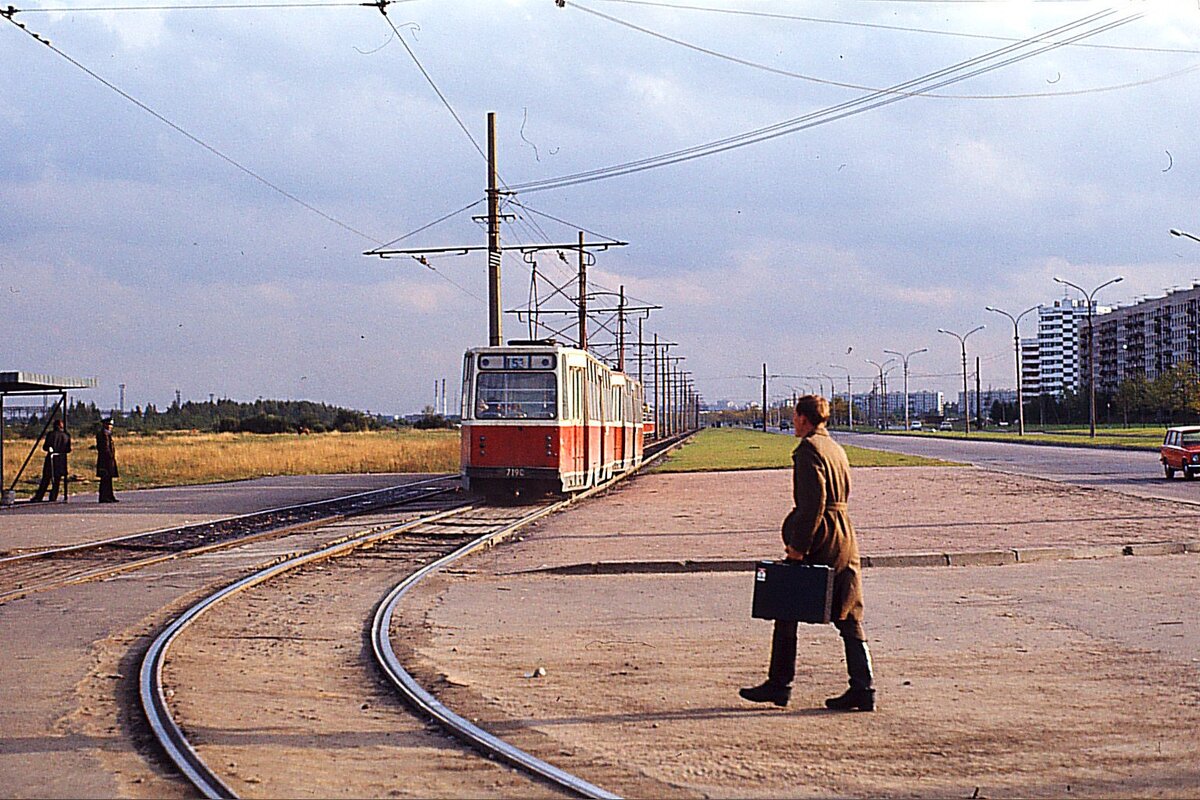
[1160,426,1200,479]
[909,420,922,431]
[939,420,954,431]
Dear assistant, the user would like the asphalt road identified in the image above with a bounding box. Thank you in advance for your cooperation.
[834,430,1200,503]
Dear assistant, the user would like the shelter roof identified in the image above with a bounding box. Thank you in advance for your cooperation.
[0,372,98,394]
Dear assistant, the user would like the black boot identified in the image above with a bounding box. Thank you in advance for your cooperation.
[825,687,875,711]
[826,634,874,711]
[739,680,791,707]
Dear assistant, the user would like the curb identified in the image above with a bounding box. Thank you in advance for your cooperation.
[513,540,1200,576]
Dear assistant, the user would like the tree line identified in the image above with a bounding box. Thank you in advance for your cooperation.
[5,398,452,437]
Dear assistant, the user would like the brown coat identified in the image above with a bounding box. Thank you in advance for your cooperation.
[95,427,119,479]
[781,428,864,629]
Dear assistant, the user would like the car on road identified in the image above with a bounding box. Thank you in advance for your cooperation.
[1159,425,1200,479]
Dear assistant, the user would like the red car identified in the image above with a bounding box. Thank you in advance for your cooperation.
[1160,426,1200,479]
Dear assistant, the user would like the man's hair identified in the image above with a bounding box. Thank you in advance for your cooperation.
[795,394,830,426]
[53,419,64,429]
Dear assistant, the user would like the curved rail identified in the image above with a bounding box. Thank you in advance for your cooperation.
[370,497,620,800]
[141,439,695,798]
[140,503,473,799]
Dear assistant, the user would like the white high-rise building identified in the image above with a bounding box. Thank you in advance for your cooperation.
[1020,299,1097,397]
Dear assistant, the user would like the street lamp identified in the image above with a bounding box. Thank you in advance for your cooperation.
[865,358,896,429]
[1170,228,1200,244]
[883,348,927,431]
[937,326,984,435]
[1053,275,1124,438]
[985,304,1038,436]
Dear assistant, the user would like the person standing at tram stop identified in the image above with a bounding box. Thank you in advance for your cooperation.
[32,419,72,502]
[739,394,875,712]
[95,418,120,504]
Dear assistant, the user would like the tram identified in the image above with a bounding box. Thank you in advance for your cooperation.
[460,341,645,496]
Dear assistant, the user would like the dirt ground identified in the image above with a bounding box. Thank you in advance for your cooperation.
[397,466,1200,798]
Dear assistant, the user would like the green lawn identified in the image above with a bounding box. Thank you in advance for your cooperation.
[651,427,958,473]
[869,424,1171,450]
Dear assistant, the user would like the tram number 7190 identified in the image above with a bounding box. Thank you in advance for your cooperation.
[504,468,526,478]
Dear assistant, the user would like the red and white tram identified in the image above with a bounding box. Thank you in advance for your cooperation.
[460,341,645,496]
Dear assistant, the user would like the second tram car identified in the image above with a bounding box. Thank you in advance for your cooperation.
[460,341,645,496]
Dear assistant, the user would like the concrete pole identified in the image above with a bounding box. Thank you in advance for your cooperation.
[486,112,502,346]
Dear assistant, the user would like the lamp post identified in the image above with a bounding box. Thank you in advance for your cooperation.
[985,304,1038,436]
[937,326,984,435]
[1053,275,1124,439]
[830,364,853,429]
[865,358,896,429]
[1170,228,1200,244]
[883,348,927,431]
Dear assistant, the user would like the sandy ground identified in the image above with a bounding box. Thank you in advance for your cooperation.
[398,466,1200,798]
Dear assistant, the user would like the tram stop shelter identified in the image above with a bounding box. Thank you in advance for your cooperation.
[1,372,98,506]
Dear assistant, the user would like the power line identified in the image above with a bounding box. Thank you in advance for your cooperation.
[510,8,1141,193]
[373,197,485,251]
[374,4,486,164]
[589,0,1200,56]
[4,13,383,243]
[572,1,1200,101]
[11,1,387,11]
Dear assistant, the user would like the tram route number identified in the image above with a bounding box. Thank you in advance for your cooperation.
[504,468,526,477]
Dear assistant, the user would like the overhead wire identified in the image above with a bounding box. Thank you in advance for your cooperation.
[3,5,499,303]
[589,0,1200,56]
[3,13,385,244]
[12,1,395,11]
[374,5,487,164]
[510,8,1143,193]
[571,1,1200,100]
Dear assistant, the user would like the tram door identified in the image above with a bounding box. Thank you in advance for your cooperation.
[570,366,585,488]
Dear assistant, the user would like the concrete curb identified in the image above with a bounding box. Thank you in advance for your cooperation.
[513,540,1200,576]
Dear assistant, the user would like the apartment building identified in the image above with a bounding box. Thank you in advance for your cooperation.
[1089,283,1200,394]
[1019,298,1094,397]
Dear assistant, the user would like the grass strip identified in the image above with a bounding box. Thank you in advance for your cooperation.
[651,427,958,473]
[867,424,1171,450]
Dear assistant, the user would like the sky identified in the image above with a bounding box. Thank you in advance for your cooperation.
[3,0,1200,415]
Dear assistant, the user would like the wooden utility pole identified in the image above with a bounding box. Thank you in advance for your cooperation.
[486,112,502,346]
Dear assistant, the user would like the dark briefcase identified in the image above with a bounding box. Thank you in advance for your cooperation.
[751,560,834,623]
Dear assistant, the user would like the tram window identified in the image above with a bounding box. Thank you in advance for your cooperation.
[475,372,557,420]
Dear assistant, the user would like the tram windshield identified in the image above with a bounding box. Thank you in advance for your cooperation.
[475,372,557,420]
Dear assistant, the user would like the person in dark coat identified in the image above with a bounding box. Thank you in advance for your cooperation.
[740,394,875,711]
[95,418,119,503]
[32,419,72,502]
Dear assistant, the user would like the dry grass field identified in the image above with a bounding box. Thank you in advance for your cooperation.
[1,429,459,495]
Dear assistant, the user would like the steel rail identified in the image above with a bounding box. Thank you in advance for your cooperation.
[142,434,697,799]
[1,473,457,565]
[140,502,474,800]
[368,436,696,800]
[371,495,621,800]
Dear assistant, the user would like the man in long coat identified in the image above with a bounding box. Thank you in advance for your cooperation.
[32,419,72,502]
[739,394,875,711]
[95,418,119,503]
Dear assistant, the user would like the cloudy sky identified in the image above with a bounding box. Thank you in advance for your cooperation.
[3,0,1199,414]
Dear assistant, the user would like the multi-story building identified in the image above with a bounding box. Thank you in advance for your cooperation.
[1090,283,1200,394]
[1020,298,1095,397]
[850,390,944,422]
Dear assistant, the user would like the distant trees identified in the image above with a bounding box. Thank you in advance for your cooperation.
[6,398,398,436]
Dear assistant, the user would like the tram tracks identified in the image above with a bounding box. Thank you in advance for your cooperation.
[0,475,459,604]
[140,433,694,798]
